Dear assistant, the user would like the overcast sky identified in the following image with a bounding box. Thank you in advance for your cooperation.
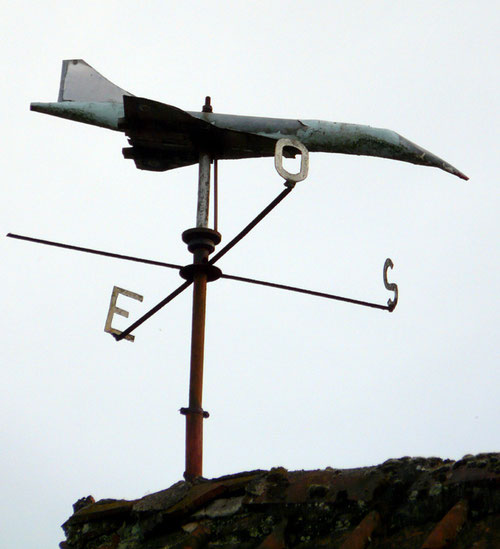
[1,2,498,547]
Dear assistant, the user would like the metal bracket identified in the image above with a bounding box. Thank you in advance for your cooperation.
[274,138,309,184]
[180,407,210,419]
[383,258,398,312]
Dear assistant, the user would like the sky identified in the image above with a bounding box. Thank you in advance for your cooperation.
[1,2,498,547]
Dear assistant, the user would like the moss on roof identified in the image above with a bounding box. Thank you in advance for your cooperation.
[60,453,499,549]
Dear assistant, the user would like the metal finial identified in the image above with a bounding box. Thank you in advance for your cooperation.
[202,96,213,113]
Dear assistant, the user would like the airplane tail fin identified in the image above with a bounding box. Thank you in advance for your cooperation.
[58,59,133,102]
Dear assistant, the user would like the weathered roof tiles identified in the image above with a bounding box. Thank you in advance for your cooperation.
[61,453,499,549]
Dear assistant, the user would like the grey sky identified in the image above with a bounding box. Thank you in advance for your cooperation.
[1,2,498,548]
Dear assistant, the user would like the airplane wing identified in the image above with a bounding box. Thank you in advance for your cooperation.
[121,96,279,171]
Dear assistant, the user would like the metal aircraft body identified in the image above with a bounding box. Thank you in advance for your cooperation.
[31,60,468,179]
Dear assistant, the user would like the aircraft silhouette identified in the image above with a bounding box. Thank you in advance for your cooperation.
[31,59,467,180]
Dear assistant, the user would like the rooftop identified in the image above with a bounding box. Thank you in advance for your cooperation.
[61,453,499,548]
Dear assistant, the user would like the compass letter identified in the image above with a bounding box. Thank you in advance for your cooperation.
[104,286,144,342]
[383,259,398,312]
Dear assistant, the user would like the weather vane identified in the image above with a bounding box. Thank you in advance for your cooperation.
[7,60,467,480]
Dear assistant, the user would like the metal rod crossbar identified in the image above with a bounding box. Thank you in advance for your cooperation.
[6,157,394,479]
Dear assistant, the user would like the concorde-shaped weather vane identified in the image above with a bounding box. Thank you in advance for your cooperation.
[8,60,468,480]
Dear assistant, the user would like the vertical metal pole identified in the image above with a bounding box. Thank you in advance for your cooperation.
[213,159,218,232]
[185,152,211,480]
[196,152,211,228]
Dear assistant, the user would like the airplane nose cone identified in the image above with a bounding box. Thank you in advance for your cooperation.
[398,135,469,181]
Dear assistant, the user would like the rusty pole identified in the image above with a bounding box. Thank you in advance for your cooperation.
[183,151,212,480]
[185,265,208,478]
